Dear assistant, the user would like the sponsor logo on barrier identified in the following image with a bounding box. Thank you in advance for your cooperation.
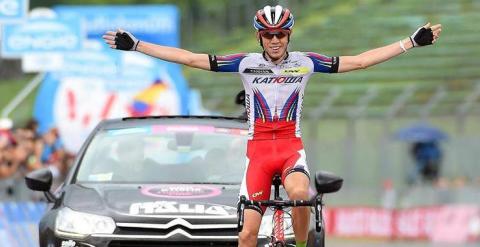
[327,205,480,244]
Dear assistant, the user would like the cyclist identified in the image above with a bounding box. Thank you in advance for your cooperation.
[103,5,442,247]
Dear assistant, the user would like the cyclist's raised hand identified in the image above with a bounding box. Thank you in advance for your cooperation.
[410,22,442,47]
[102,29,140,51]
[102,29,211,70]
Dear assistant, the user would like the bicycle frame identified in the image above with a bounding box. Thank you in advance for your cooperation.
[272,174,285,244]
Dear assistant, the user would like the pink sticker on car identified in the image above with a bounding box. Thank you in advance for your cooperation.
[141,184,222,199]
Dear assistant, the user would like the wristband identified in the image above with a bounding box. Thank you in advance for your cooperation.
[399,40,407,53]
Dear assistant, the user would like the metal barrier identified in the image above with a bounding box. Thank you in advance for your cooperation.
[0,201,46,247]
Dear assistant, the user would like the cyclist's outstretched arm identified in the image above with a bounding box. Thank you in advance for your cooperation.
[103,29,211,71]
[338,23,442,73]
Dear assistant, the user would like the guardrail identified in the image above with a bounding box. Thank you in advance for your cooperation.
[0,202,46,247]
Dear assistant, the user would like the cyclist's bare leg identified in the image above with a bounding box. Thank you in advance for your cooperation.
[283,172,310,243]
[238,209,262,247]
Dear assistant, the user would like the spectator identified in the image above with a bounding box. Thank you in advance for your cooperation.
[0,118,18,179]
[0,118,73,200]
[409,141,442,184]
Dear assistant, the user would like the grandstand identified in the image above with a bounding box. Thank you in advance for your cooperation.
[183,0,480,207]
[186,0,480,119]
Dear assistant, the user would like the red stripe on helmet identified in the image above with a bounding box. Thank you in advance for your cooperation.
[256,11,275,29]
[272,9,291,29]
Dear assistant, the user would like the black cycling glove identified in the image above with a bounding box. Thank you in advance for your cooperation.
[410,26,434,47]
[115,31,140,51]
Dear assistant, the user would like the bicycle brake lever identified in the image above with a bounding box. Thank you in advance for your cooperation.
[237,195,246,232]
[314,196,323,232]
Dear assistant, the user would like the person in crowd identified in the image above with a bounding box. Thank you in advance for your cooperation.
[410,141,442,184]
[0,118,72,199]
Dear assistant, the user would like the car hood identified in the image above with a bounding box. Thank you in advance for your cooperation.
[62,183,241,224]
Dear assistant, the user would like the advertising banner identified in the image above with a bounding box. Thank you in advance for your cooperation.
[1,16,84,58]
[326,205,480,244]
[33,5,189,152]
[0,0,28,23]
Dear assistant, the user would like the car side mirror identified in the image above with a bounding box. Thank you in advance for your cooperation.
[25,168,57,202]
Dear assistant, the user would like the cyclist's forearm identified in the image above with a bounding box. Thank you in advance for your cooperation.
[359,37,412,67]
[136,41,211,70]
[339,37,412,72]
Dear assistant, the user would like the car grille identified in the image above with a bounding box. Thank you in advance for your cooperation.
[116,225,238,236]
[108,240,237,247]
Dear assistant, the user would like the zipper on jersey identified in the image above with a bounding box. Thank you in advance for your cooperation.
[273,77,278,140]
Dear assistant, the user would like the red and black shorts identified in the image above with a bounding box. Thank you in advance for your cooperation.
[239,137,310,214]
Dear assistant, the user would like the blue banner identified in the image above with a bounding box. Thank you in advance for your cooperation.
[34,5,191,147]
[0,0,28,23]
[53,5,189,114]
[1,16,84,58]
[54,5,179,47]
[0,202,47,247]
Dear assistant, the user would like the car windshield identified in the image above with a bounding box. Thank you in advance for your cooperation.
[76,124,247,184]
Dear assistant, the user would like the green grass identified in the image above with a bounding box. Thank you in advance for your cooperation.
[0,75,37,127]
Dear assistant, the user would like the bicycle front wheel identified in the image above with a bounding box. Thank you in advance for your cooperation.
[273,241,286,247]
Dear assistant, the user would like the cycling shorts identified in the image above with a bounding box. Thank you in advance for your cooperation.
[239,137,310,214]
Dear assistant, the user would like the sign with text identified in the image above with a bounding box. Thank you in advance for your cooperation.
[34,49,182,152]
[33,5,191,149]
[1,16,84,58]
[0,0,28,23]
[54,5,179,47]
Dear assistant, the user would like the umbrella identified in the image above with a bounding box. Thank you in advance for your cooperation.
[394,123,448,142]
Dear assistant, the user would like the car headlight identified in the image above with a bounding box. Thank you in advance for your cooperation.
[55,207,116,239]
[258,213,294,237]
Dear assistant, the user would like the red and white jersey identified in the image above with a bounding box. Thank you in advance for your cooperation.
[209,52,339,140]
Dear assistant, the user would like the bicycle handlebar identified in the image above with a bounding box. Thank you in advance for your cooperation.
[242,199,315,207]
[237,195,324,233]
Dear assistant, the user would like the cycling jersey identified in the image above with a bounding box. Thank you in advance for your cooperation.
[209,51,339,214]
[209,51,339,140]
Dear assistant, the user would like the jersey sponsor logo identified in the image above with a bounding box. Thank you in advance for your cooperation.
[279,67,310,76]
[243,68,274,74]
[251,190,263,198]
[252,76,303,84]
[129,201,237,216]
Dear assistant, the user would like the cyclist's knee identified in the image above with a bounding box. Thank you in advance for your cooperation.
[288,187,309,200]
[238,228,258,246]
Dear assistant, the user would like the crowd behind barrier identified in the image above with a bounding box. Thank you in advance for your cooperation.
[0,118,75,201]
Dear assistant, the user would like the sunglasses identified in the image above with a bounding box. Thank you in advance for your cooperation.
[259,30,290,40]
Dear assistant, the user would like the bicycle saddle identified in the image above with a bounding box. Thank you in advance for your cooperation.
[315,171,343,194]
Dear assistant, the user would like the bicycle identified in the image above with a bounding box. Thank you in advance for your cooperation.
[237,171,343,247]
